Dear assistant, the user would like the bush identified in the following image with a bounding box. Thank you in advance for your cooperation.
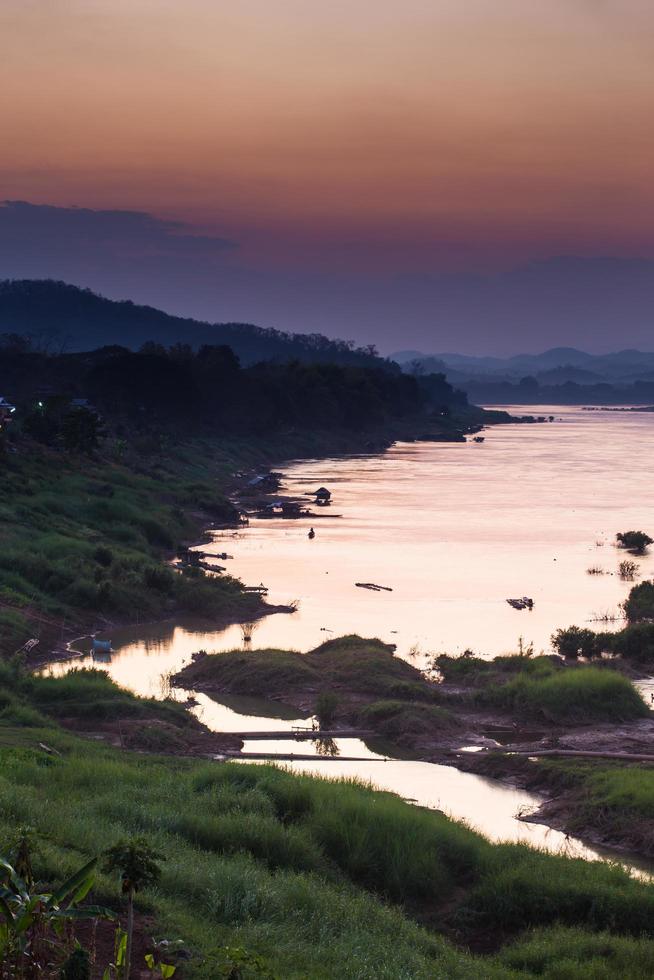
[143,565,175,593]
[619,559,639,581]
[608,622,654,662]
[551,626,601,659]
[315,691,339,728]
[617,531,653,555]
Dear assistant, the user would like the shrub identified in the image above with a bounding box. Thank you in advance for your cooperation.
[624,580,654,623]
[608,622,654,662]
[619,559,639,581]
[617,531,653,555]
[142,565,175,593]
[315,691,340,728]
[551,626,601,659]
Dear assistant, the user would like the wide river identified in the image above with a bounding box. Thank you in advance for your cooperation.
[51,405,654,869]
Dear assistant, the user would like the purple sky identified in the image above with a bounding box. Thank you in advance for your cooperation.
[1,2,653,354]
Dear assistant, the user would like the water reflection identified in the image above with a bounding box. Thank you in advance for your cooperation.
[45,406,654,874]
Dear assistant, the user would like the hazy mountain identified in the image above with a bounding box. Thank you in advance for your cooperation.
[0,279,389,369]
[395,346,654,384]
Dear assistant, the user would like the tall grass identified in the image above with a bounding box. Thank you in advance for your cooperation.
[1,690,654,976]
[477,666,647,724]
[0,447,253,657]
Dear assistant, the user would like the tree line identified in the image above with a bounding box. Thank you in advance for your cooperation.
[0,340,467,451]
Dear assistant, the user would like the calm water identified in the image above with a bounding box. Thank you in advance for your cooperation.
[49,405,654,867]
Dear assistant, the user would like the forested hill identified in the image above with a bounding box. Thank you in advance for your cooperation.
[0,343,469,444]
[0,279,388,369]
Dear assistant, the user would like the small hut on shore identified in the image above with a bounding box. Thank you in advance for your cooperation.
[313,486,331,506]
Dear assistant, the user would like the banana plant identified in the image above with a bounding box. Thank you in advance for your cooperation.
[0,854,115,977]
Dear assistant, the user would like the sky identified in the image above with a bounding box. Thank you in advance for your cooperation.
[1,0,653,354]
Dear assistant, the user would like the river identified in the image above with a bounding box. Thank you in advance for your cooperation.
[48,405,654,869]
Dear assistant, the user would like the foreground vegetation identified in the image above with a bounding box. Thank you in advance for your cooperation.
[436,652,648,725]
[3,665,654,977]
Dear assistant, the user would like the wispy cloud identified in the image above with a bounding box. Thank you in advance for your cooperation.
[0,201,236,271]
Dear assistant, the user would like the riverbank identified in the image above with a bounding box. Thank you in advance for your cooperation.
[171,636,654,862]
[2,401,514,665]
[4,661,654,977]
[455,727,654,861]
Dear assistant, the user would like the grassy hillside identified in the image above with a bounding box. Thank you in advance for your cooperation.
[0,441,264,659]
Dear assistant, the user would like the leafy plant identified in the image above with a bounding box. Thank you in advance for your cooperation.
[551,626,600,659]
[144,937,185,978]
[102,927,127,980]
[203,945,276,979]
[0,851,113,978]
[103,839,163,980]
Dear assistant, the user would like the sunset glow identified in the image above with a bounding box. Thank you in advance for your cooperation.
[2,1,653,349]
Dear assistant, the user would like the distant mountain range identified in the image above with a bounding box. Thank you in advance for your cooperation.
[393,347,654,387]
[0,280,388,369]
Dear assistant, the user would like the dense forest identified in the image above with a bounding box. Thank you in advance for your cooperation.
[461,377,654,405]
[0,338,467,449]
[0,279,391,368]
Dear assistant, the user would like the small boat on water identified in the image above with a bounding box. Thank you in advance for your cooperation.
[473,436,485,443]
[506,597,534,610]
[92,637,112,652]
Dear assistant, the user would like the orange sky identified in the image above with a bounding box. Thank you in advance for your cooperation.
[2,0,653,271]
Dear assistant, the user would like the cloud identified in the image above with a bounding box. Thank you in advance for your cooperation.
[0,200,237,276]
[2,201,654,354]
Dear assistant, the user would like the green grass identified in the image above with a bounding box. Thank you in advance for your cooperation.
[183,648,319,697]
[0,444,262,657]
[358,699,455,743]
[1,669,654,976]
[530,758,654,857]
[178,635,439,703]
[437,653,647,725]
[494,926,654,979]
[476,666,648,724]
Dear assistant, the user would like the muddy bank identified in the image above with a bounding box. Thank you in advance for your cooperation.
[63,714,243,758]
[452,719,654,860]
[27,599,295,671]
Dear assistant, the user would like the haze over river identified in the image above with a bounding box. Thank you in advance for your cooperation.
[50,406,654,869]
